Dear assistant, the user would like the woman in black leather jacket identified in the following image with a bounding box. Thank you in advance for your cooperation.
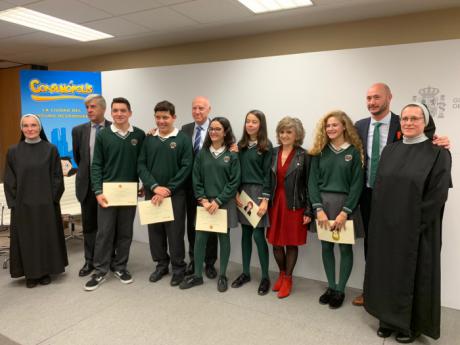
[267,116,312,298]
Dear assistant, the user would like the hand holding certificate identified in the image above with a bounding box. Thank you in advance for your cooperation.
[195,206,227,233]
[103,182,138,206]
[317,220,355,244]
[138,198,174,225]
[237,190,262,228]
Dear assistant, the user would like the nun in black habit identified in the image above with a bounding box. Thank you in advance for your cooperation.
[4,114,68,288]
[364,103,452,343]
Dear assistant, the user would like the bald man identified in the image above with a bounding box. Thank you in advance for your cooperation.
[181,97,218,279]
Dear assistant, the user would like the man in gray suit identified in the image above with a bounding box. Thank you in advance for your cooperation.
[181,96,218,279]
[72,94,111,277]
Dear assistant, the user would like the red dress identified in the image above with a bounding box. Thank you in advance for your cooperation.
[267,149,307,246]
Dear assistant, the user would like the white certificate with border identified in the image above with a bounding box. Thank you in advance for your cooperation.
[317,220,355,244]
[195,206,227,233]
[237,190,262,228]
[138,198,174,225]
[103,182,138,206]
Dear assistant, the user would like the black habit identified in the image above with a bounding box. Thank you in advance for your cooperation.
[4,140,68,279]
[364,140,451,339]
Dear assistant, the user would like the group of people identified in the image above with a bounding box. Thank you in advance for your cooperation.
[3,82,451,344]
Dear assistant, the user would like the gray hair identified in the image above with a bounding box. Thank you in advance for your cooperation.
[85,94,106,109]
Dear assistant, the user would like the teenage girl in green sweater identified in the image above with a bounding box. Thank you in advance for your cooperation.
[180,117,241,292]
[232,110,272,295]
[308,110,364,309]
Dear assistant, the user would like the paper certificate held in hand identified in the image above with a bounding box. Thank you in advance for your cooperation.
[317,220,355,244]
[195,206,227,233]
[138,198,174,225]
[103,182,138,206]
[237,190,262,228]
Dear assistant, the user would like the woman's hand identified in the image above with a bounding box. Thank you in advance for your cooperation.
[151,194,164,206]
[303,215,311,225]
[229,143,239,153]
[316,210,329,229]
[331,211,348,231]
[235,192,243,207]
[257,199,268,217]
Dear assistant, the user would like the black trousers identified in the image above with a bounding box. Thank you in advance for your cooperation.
[80,189,98,265]
[360,187,373,260]
[148,194,186,274]
[185,189,217,266]
[94,205,136,275]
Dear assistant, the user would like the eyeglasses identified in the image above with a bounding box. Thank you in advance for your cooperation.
[208,127,223,132]
[400,116,424,123]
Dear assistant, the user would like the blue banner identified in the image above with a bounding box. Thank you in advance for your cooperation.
[20,70,102,165]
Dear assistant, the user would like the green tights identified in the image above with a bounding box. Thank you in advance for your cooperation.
[241,224,269,279]
[321,241,353,293]
[194,231,230,278]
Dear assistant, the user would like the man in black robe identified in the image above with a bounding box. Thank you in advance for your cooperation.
[364,103,452,342]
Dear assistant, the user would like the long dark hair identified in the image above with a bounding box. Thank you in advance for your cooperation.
[238,110,269,152]
[203,117,235,149]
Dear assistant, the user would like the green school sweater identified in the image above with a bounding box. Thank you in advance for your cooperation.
[238,142,272,198]
[91,126,145,195]
[308,144,363,214]
[193,147,241,205]
[137,130,193,193]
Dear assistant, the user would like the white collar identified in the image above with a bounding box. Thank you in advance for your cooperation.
[328,142,350,153]
[370,112,391,126]
[24,138,42,144]
[195,119,210,131]
[111,124,133,134]
[210,145,226,155]
[155,127,178,139]
[403,134,429,144]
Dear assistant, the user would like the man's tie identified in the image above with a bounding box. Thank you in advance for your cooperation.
[369,122,383,188]
[193,126,202,154]
[95,124,102,134]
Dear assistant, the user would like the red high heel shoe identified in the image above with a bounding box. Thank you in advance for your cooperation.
[277,275,292,298]
[272,271,285,292]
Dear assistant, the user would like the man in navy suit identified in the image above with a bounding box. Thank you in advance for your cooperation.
[353,83,447,307]
[72,94,111,277]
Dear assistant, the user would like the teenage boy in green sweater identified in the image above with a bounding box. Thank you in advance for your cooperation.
[138,101,193,286]
[85,97,145,291]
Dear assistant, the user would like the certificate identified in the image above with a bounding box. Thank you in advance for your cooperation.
[103,182,138,206]
[237,190,262,228]
[195,207,227,233]
[138,198,174,225]
[317,220,355,244]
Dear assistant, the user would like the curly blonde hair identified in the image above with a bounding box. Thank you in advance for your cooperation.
[309,110,364,165]
[276,116,305,147]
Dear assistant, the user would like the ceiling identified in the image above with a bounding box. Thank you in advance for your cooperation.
[0,0,459,68]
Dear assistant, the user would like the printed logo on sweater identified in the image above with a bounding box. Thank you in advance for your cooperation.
[223,156,230,163]
[345,154,352,162]
[170,142,177,149]
[131,139,138,146]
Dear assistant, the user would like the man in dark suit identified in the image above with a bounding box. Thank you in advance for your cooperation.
[353,83,447,308]
[181,96,218,279]
[72,94,111,277]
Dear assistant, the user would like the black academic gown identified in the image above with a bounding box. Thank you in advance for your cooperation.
[363,139,451,339]
[4,140,68,279]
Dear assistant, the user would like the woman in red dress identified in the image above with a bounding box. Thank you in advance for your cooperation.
[267,116,312,298]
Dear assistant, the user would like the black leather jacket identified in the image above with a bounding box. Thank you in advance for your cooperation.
[270,146,312,216]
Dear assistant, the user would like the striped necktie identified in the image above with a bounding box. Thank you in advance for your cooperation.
[369,122,383,188]
[193,126,202,154]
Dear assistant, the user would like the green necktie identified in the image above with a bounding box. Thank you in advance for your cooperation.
[369,122,383,188]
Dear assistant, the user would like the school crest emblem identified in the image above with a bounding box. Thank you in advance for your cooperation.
[344,154,352,162]
[170,142,177,149]
[223,156,230,163]
[131,139,138,146]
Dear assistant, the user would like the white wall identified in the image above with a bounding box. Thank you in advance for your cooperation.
[102,39,459,309]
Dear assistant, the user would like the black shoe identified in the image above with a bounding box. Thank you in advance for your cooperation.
[179,275,203,289]
[205,264,217,279]
[84,273,105,291]
[170,273,185,287]
[329,291,345,309]
[395,332,420,343]
[26,279,38,288]
[78,263,94,277]
[39,275,51,285]
[257,278,270,295]
[231,273,250,288]
[185,261,194,276]
[319,288,335,305]
[114,270,133,284]
[217,275,228,292]
[377,327,393,338]
[149,268,168,283]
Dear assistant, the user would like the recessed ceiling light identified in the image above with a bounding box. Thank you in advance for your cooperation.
[238,0,313,14]
[0,7,113,42]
